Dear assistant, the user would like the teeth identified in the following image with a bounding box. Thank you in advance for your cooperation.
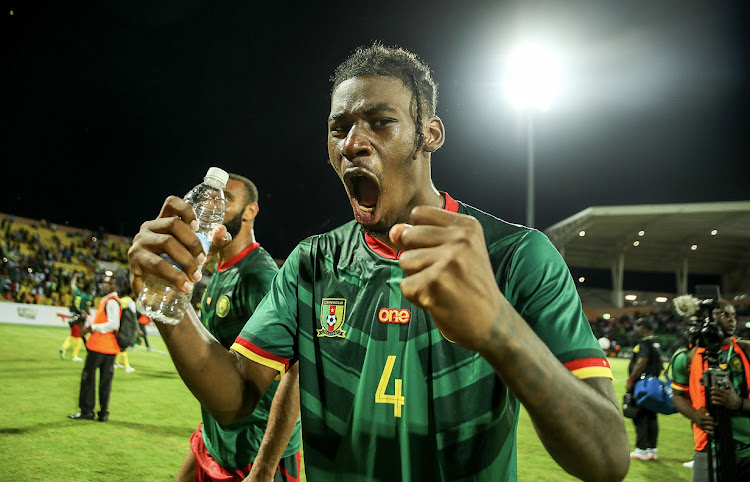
[359,205,374,212]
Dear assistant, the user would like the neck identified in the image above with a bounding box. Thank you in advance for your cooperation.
[219,227,256,264]
[370,187,444,252]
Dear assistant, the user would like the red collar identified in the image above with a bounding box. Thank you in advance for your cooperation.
[217,242,260,272]
[364,192,459,260]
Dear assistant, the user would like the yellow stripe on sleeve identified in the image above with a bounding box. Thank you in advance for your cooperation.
[231,342,286,377]
[571,366,614,380]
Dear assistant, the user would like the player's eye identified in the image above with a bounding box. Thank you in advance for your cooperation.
[330,125,350,137]
[372,118,395,128]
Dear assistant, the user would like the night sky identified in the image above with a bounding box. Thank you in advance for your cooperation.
[2,0,748,259]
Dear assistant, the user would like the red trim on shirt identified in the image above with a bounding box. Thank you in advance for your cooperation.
[364,191,460,260]
[365,233,399,260]
[441,191,459,213]
[217,242,260,272]
[233,336,290,373]
[563,357,611,371]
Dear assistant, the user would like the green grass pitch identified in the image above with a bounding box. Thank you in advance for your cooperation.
[0,324,694,481]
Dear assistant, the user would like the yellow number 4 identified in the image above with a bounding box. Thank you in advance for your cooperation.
[376,355,404,418]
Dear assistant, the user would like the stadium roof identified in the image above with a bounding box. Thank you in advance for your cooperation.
[544,201,750,277]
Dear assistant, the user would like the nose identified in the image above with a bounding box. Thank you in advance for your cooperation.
[341,124,373,160]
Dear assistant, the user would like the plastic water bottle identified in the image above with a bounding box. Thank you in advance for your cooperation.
[136,167,229,325]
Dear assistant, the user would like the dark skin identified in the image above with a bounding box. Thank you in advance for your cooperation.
[128,75,629,481]
[673,302,746,436]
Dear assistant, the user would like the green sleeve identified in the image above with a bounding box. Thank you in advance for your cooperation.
[671,351,689,386]
[236,241,306,363]
[502,230,604,365]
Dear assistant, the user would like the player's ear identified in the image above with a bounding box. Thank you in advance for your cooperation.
[422,115,445,153]
[243,202,259,222]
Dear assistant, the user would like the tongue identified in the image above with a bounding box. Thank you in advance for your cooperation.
[357,178,379,208]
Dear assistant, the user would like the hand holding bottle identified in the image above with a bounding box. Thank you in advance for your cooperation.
[132,167,228,325]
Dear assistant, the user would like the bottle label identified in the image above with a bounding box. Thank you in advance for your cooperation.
[195,232,211,270]
[162,232,212,273]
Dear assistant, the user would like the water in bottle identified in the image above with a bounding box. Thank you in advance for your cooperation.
[136,167,229,324]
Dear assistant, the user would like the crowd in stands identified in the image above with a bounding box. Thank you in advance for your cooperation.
[590,302,750,358]
[590,310,690,358]
[0,215,131,308]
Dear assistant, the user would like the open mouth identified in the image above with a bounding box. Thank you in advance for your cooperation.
[344,170,381,225]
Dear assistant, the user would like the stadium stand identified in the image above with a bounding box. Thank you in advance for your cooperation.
[0,213,131,307]
[545,201,750,358]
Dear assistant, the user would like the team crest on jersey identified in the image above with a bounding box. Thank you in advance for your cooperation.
[216,295,231,318]
[317,298,347,338]
[730,357,743,372]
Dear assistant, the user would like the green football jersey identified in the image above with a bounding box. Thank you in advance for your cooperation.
[232,194,610,481]
[200,243,301,470]
[72,288,93,313]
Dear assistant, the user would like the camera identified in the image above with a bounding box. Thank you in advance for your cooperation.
[684,284,725,352]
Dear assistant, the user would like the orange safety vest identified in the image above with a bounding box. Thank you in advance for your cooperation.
[86,294,121,355]
[688,338,750,451]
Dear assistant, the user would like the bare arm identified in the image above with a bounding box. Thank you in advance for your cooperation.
[673,389,714,435]
[391,206,629,482]
[244,362,301,482]
[628,357,648,385]
[128,196,277,425]
[479,300,628,481]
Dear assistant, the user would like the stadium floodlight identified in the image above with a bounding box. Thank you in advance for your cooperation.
[655,297,668,303]
[504,43,560,228]
[504,44,560,112]
[625,294,637,301]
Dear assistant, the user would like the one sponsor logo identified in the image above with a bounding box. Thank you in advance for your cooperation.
[730,357,743,372]
[317,298,347,338]
[216,296,231,318]
[17,307,37,320]
[378,308,411,324]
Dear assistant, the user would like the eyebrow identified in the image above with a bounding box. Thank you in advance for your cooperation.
[329,104,398,123]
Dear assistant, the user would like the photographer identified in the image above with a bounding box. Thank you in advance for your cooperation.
[627,317,662,461]
[671,299,750,481]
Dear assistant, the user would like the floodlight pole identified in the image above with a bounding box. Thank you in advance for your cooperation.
[526,112,535,229]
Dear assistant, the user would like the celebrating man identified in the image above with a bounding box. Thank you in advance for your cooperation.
[129,44,629,481]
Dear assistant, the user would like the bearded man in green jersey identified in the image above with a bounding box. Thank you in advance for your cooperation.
[129,44,630,481]
[175,173,302,482]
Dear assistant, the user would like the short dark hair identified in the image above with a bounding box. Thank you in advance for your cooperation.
[331,43,438,149]
[229,173,258,206]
